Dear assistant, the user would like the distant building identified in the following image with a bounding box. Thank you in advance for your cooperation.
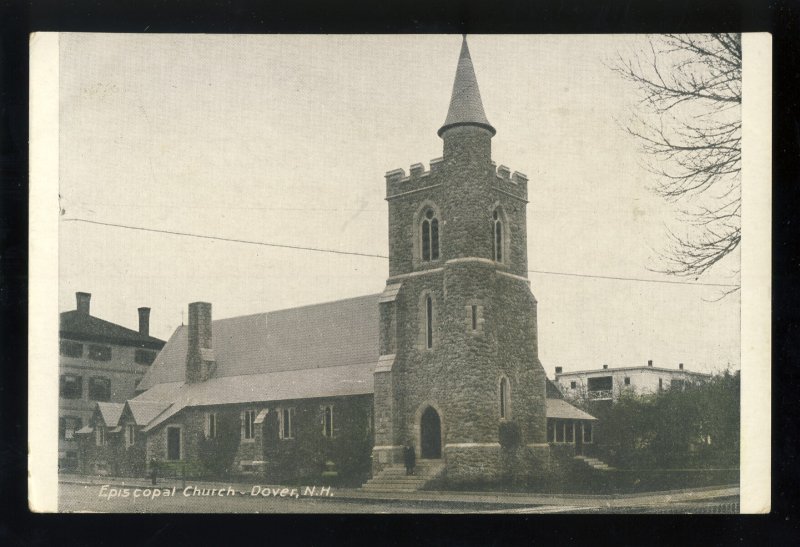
[59,292,165,472]
[553,360,712,403]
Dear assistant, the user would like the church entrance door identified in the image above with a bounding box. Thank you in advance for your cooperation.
[420,407,442,459]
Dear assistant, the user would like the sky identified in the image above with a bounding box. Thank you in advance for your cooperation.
[57,34,741,375]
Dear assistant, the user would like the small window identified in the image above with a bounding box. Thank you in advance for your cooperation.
[570,381,577,389]
[135,349,156,365]
[205,412,217,439]
[242,409,255,440]
[421,208,440,262]
[425,295,433,349]
[492,209,504,262]
[125,424,136,448]
[659,378,663,391]
[60,340,83,358]
[89,377,111,401]
[499,376,511,419]
[88,344,112,361]
[60,374,82,399]
[471,305,478,331]
[583,422,593,443]
[624,377,631,386]
[279,407,295,440]
[59,416,82,440]
[95,425,106,447]
[166,426,181,460]
[322,405,334,438]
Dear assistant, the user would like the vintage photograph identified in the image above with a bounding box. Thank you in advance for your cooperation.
[31,33,769,513]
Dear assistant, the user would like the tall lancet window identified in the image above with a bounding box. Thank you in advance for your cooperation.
[421,209,440,262]
[500,376,510,419]
[425,295,434,349]
[492,209,504,262]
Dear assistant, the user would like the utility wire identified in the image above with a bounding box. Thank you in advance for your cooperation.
[62,217,741,288]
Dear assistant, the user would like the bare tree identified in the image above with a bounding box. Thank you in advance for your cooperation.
[612,34,741,291]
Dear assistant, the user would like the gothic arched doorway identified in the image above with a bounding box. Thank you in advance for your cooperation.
[420,406,442,459]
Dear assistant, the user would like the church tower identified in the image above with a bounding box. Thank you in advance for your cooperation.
[373,37,549,481]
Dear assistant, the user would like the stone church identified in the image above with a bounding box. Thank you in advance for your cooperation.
[78,38,595,486]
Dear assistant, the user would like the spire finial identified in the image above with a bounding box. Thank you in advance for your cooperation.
[438,36,495,137]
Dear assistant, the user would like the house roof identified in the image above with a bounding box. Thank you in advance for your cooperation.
[126,400,174,425]
[546,378,564,399]
[439,37,495,137]
[60,310,165,350]
[555,365,712,377]
[96,402,125,427]
[137,294,380,391]
[545,399,597,421]
[140,361,374,432]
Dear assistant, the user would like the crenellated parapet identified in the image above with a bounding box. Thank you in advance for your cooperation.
[491,161,528,202]
[385,158,444,199]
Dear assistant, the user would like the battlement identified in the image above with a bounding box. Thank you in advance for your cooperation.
[491,162,528,201]
[385,158,444,198]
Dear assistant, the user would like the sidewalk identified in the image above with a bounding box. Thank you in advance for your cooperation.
[59,473,739,511]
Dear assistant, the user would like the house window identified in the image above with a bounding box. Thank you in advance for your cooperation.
[279,407,295,440]
[421,208,440,262]
[659,378,663,391]
[492,209,504,262]
[242,410,255,440]
[59,340,83,358]
[570,381,577,389]
[59,416,82,440]
[499,376,511,419]
[88,377,111,401]
[547,419,555,443]
[60,374,82,399]
[166,426,181,460]
[566,421,574,443]
[135,349,156,365]
[583,422,593,443]
[624,377,631,386]
[95,425,106,447]
[322,405,334,438]
[555,420,565,442]
[125,424,136,448]
[425,295,433,349]
[471,305,478,331]
[87,344,112,361]
[205,412,217,439]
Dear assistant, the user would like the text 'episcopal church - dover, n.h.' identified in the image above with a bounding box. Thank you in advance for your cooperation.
[77,38,596,487]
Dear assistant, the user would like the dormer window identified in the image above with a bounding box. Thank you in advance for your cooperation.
[421,208,440,262]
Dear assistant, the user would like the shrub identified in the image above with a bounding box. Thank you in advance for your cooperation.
[498,420,521,450]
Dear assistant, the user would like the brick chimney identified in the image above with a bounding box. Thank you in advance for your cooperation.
[679,363,684,370]
[603,364,608,369]
[555,366,563,375]
[647,359,653,367]
[76,292,91,314]
[186,302,215,383]
[138,307,151,337]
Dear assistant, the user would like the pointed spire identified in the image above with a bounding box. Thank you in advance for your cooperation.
[438,36,496,137]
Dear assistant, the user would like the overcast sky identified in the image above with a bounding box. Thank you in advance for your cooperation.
[57,34,741,375]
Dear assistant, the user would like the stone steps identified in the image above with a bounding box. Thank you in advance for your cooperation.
[362,463,445,492]
[574,455,616,471]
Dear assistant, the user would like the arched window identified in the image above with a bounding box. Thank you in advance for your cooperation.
[492,209,504,262]
[499,376,510,419]
[425,295,433,349]
[421,208,440,262]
